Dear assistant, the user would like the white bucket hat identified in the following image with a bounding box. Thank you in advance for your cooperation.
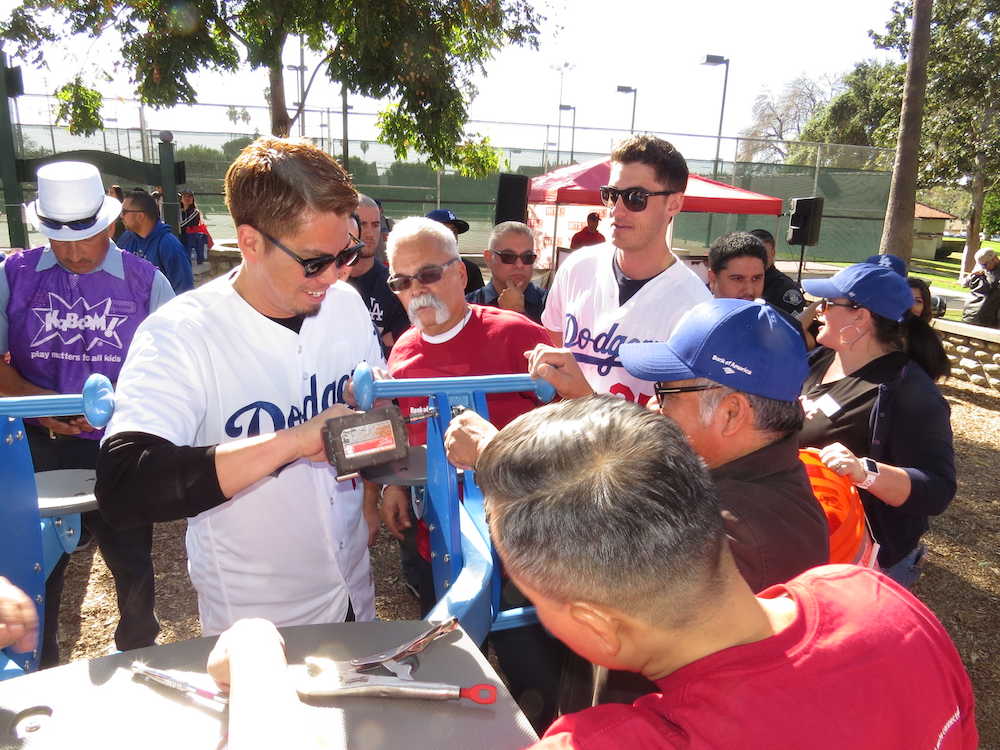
[24,161,122,242]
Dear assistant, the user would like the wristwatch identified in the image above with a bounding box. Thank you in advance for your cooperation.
[854,457,879,490]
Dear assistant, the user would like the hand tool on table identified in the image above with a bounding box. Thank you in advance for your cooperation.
[292,618,497,705]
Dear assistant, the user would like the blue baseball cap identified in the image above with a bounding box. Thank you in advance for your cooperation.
[864,253,907,276]
[801,262,913,322]
[620,299,808,402]
[425,208,469,234]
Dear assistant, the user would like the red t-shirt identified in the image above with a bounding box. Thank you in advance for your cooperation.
[531,566,977,750]
[569,227,605,249]
[388,304,551,444]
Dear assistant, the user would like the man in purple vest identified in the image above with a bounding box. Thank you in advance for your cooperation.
[0,161,175,665]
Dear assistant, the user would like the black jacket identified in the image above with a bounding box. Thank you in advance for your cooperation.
[711,433,830,592]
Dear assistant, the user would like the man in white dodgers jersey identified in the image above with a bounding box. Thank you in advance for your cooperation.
[534,135,710,406]
[96,138,384,635]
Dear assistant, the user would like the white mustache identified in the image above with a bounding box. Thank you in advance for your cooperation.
[407,293,450,328]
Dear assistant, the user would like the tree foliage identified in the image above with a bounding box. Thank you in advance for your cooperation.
[0,0,541,177]
[871,0,1000,267]
[789,60,902,169]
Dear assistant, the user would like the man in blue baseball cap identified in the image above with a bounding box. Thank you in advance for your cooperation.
[620,298,829,593]
[425,208,485,294]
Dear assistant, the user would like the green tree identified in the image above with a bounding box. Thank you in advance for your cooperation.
[872,0,1000,272]
[788,60,902,169]
[1,0,541,177]
[982,190,1000,238]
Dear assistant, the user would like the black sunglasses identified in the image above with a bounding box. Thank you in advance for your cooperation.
[387,257,461,292]
[654,382,722,406]
[260,230,364,277]
[817,299,861,312]
[36,212,101,231]
[494,250,537,265]
[600,186,677,212]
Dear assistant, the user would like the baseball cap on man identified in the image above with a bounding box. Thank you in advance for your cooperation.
[801,262,913,322]
[25,161,122,242]
[620,298,808,402]
[425,208,470,234]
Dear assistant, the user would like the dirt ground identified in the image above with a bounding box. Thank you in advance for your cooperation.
[56,378,999,746]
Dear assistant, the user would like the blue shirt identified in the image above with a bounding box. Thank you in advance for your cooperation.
[466,280,548,325]
[0,242,175,352]
[118,221,194,293]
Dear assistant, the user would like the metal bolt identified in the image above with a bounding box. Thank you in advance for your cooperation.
[53,518,62,527]
[66,528,75,536]
[4,434,11,445]
[33,563,41,572]
[34,594,43,604]
[443,579,450,588]
[14,430,23,440]
[427,524,436,532]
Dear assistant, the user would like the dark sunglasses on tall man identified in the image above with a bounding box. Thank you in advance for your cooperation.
[600,185,677,213]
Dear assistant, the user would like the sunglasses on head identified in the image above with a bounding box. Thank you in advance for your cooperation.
[817,299,861,312]
[260,230,364,277]
[387,257,461,292]
[494,250,537,265]
[35,212,101,231]
[600,185,677,212]
[653,382,722,407]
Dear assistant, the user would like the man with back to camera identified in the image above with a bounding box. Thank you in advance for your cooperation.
[535,135,711,404]
[749,227,806,315]
[345,194,410,352]
[117,189,194,293]
[95,138,384,635]
[1,161,174,664]
[206,396,978,749]
[466,220,548,324]
[569,211,605,249]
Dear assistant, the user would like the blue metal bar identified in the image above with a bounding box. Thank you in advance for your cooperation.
[0,373,115,427]
[353,362,555,409]
[491,607,540,632]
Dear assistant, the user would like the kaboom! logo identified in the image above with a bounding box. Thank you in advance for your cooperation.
[31,293,127,350]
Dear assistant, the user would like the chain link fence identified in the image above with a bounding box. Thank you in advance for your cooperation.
[5,94,893,261]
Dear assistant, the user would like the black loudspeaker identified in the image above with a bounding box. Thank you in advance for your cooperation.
[494,173,530,224]
[787,196,824,246]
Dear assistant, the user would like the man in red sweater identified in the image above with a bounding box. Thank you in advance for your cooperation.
[379,215,558,728]
[475,396,977,750]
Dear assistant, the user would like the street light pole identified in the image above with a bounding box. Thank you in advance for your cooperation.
[616,86,637,133]
[551,62,573,166]
[703,54,730,180]
[560,104,577,163]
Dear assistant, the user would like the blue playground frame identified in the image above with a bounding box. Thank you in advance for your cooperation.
[0,365,547,677]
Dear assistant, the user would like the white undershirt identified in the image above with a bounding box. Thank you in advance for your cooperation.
[420,307,472,344]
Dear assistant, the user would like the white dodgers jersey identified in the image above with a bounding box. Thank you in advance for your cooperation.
[106,273,385,634]
[542,244,711,405]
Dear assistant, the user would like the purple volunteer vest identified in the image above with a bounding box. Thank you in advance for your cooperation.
[5,245,157,439]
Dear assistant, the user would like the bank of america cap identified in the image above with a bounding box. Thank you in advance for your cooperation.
[620,298,808,402]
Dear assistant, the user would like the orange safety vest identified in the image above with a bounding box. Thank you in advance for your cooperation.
[799,449,879,568]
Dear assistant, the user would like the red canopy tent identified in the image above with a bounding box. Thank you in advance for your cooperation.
[529,157,783,214]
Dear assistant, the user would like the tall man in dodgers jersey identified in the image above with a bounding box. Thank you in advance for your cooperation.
[96,138,384,635]
[537,136,710,405]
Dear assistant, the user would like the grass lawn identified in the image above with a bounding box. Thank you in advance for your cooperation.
[823,248,970,293]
